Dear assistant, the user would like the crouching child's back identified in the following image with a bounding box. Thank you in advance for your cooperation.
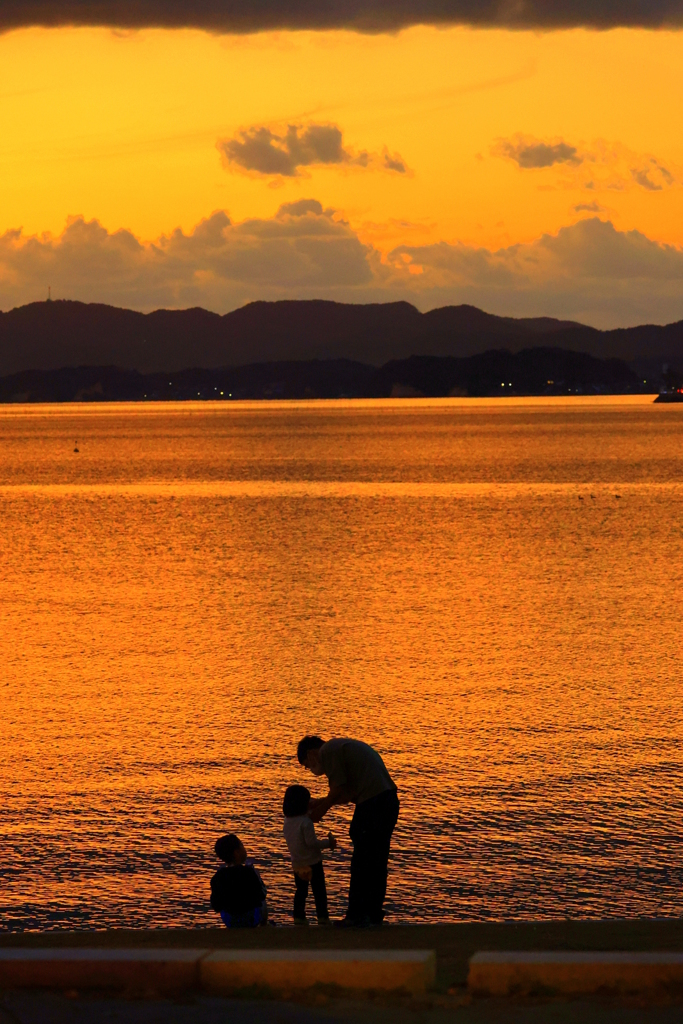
[210,833,268,927]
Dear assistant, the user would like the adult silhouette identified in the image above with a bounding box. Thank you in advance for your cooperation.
[297,736,399,927]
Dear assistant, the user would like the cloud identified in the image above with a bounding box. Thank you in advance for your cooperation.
[632,168,663,191]
[382,149,408,174]
[217,122,409,178]
[494,137,582,169]
[573,201,604,213]
[219,124,345,177]
[276,198,326,217]
[390,218,683,288]
[1,1,682,32]
[0,203,373,312]
[631,160,674,191]
[385,217,683,326]
[2,208,683,328]
[494,135,681,194]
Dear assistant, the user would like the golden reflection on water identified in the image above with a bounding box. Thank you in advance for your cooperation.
[0,398,681,928]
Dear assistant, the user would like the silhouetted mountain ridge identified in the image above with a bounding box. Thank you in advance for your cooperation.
[0,298,681,374]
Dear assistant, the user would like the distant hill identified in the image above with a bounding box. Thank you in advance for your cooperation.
[1,298,682,375]
[0,348,648,402]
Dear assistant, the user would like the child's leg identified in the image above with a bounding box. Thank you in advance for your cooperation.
[293,872,309,921]
[310,861,329,921]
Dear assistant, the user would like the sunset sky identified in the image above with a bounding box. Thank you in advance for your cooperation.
[1,3,683,326]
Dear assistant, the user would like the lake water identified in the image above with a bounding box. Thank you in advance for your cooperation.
[1,397,682,930]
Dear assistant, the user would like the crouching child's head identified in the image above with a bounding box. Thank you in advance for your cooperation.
[282,784,311,818]
[210,832,268,927]
[215,833,247,866]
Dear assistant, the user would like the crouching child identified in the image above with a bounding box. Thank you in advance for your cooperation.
[210,833,268,927]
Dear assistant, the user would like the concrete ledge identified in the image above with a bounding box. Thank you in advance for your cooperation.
[468,951,683,996]
[0,948,436,996]
[201,949,436,995]
[0,948,208,994]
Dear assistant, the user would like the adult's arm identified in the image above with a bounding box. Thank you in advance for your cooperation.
[308,785,351,822]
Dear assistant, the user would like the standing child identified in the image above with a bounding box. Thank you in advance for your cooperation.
[210,833,268,927]
[283,785,336,925]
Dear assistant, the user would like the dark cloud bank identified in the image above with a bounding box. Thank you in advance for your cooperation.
[1,1,682,32]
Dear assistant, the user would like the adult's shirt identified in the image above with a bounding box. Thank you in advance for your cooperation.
[320,738,396,806]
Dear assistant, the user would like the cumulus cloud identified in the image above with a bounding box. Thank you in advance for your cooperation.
[2,208,683,328]
[390,218,683,287]
[385,217,683,326]
[217,122,409,178]
[0,202,373,312]
[219,124,345,177]
[0,1,682,32]
[494,135,681,194]
[494,137,582,169]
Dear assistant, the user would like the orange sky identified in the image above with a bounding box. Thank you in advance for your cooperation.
[1,25,683,324]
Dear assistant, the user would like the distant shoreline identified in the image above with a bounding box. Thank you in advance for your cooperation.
[0,395,663,406]
[0,349,665,404]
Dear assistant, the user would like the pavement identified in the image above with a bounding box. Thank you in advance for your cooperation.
[2,989,683,1024]
[3,921,683,992]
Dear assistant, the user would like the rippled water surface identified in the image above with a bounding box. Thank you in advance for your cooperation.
[1,397,682,929]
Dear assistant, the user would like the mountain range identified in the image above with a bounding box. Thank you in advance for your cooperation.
[1,299,682,375]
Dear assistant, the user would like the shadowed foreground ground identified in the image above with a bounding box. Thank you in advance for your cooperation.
[1,923,682,1023]
[3,989,683,1024]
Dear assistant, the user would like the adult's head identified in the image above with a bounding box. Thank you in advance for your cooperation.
[282,784,311,817]
[297,735,326,776]
[214,833,247,865]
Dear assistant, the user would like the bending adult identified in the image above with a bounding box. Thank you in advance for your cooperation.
[297,736,399,927]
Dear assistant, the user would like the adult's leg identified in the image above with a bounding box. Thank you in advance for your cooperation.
[347,790,399,924]
[367,790,399,922]
[347,806,371,922]
[310,860,329,921]
[293,872,309,921]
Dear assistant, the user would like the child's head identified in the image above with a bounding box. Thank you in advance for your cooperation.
[283,784,311,818]
[214,833,247,865]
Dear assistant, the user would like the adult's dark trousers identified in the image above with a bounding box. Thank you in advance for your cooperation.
[347,788,400,924]
[293,860,329,921]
